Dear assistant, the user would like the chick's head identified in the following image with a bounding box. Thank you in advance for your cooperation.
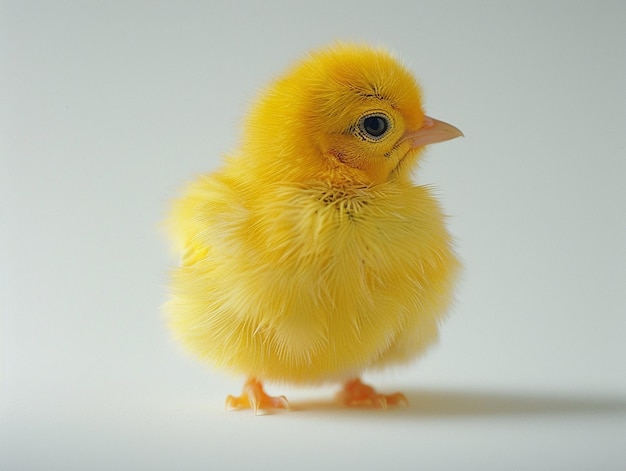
[239,43,461,185]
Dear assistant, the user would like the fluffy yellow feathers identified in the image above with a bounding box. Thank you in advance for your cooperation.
[166,43,462,413]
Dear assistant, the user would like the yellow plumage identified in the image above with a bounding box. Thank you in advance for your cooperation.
[166,43,462,412]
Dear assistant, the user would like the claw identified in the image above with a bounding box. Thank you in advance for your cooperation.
[225,378,290,415]
[339,378,408,409]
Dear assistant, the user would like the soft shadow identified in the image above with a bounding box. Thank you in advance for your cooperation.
[289,387,626,419]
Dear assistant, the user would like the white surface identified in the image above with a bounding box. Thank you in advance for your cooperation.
[2,1,625,470]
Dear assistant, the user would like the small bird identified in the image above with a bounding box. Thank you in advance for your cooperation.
[166,43,462,414]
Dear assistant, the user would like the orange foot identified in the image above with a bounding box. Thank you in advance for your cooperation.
[225,378,289,415]
[339,378,408,409]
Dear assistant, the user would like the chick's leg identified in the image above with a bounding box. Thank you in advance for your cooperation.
[225,378,289,414]
[339,378,408,408]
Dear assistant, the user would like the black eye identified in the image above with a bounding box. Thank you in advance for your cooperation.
[358,113,390,140]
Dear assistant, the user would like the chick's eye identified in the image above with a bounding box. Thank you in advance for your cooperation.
[364,116,387,136]
[358,113,390,140]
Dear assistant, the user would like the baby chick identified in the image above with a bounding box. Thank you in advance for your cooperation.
[166,43,462,414]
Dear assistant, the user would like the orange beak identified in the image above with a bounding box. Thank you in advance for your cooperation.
[405,116,463,148]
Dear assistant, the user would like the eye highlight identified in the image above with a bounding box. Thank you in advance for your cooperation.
[357,112,392,141]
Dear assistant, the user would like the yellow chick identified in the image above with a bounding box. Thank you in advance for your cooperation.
[166,43,462,413]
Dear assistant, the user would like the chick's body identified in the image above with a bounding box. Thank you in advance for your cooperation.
[167,44,461,410]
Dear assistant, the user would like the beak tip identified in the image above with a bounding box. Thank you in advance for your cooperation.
[445,122,464,140]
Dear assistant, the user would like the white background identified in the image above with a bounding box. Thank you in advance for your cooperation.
[2,1,625,469]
